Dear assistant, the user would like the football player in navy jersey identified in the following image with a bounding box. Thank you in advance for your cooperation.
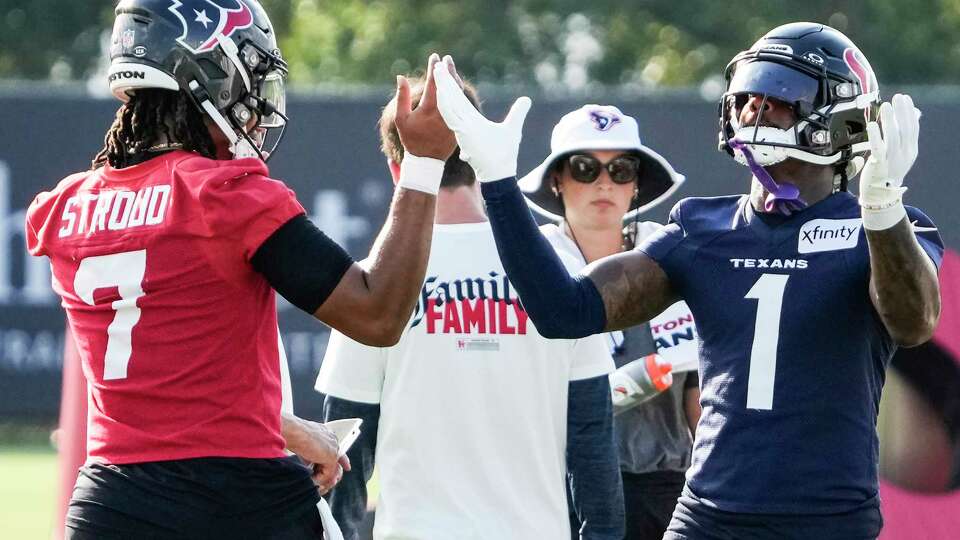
[432,22,943,539]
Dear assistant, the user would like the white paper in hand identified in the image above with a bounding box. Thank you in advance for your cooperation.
[317,498,345,540]
[325,418,363,457]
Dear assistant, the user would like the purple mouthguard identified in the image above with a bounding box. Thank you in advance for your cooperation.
[727,138,806,216]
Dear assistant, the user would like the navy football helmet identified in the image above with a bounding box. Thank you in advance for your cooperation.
[108,0,288,159]
[718,22,880,179]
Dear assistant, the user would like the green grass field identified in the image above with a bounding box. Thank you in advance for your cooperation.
[0,444,58,540]
[0,442,378,540]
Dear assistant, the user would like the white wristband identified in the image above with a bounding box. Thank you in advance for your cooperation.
[397,153,445,195]
[862,201,907,231]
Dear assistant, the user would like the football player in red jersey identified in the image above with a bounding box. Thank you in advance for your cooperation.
[25,1,455,538]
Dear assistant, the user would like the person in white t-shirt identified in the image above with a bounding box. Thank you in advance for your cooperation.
[316,70,623,540]
[519,105,702,540]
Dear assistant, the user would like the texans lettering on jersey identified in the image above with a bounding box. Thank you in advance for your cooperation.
[26,151,305,465]
[637,192,944,514]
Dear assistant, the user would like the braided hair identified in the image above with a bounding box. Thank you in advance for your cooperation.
[92,89,217,170]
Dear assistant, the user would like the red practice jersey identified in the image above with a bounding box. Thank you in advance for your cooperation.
[26,151,305,465]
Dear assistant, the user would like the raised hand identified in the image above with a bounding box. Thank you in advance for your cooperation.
[433,56,532,182]
[394,53,458,160]
[859,93,920,212]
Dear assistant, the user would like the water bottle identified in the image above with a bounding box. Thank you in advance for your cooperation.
[609,354,673,415]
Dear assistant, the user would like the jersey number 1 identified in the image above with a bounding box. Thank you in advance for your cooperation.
[74,250,147,381]
[744,273,789,410]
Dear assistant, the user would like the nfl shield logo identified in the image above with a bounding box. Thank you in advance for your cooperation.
[122,29,136,49]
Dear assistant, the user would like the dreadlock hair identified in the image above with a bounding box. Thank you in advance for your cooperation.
[92,89,217,170]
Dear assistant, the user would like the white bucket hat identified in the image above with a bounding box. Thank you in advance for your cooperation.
[519,104,685,222]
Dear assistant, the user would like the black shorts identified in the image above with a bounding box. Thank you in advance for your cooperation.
[64,456,322,539]
[663,488,883,540]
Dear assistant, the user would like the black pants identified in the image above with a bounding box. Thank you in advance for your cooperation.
[66,510,324,540]
[570,469,684,540]
[64,456,322,539]
[663,488,883,540]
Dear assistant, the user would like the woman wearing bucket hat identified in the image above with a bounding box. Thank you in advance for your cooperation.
[521,105,701,540]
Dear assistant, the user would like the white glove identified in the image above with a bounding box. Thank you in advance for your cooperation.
[859,93,920,230]
[433,57,532,182]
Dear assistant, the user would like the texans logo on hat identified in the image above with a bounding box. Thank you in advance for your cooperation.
[590,110,621,132]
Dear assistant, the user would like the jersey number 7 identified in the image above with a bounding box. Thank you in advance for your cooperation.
[74,250,147,381]
[744,273,790,411]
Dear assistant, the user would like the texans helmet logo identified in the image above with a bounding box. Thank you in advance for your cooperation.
[589,110,621,132]
[169,0,253,54]
[843,47,876,95]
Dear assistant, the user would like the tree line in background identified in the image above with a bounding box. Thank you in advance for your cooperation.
[1,0,957,91]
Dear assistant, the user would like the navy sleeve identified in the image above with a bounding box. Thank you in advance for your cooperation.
[905,206,945,270]
[322,395,380,540]
[481,178,607,338]
[566,375,625,540]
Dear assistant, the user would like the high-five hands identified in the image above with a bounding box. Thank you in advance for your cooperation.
[393,53,456,195]
[395,53,457,161]
[859,93,920,230]
[433,56,532,182]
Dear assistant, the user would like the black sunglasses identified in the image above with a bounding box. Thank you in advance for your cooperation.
[566,154,642,184]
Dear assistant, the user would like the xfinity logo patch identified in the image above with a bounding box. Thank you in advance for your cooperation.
[109,71,146,82]
[798,218,862,254]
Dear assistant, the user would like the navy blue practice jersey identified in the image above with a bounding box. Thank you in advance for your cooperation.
[638,191,944,514]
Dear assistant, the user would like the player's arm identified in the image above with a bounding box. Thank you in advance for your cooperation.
[567,375,625,540]
[314,189,436,346]
[322,396,380,540]
[316,56,458,346]
[432,57,677,338]
[866,219,940,346]
[481,179,678,335]
[859,94,941,347]
[253,55,454,347]
[587,251,680,331]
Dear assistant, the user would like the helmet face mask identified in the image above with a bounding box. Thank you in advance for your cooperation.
[108,0,288,161]
[718,23,880,174]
